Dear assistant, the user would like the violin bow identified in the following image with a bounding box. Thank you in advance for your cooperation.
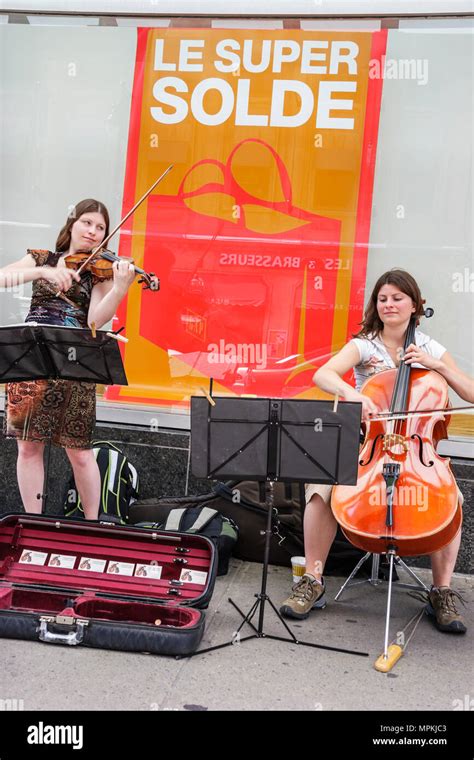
[55,164,173,296]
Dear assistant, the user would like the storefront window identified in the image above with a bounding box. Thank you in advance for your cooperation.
[1,12,472,450]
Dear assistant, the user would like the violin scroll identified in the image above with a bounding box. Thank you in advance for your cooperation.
[138,272,160,291]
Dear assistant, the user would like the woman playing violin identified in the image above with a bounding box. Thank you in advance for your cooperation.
[0,199,136,520]
[280,269,473,633]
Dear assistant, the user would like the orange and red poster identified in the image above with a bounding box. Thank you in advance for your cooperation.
[106,28,387,406]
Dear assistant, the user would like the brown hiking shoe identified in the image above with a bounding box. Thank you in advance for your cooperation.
[279,574,326,620]
[426,587,467,634]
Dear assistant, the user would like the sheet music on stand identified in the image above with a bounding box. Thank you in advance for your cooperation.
[0,323,127,385]
[0,323,128,513]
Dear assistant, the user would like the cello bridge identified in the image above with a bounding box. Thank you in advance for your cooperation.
[382,434,409,455]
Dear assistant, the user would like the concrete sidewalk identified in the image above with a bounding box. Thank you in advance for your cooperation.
[1,560,472,711]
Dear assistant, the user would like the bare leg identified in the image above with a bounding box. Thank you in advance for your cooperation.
[65,448,101,521]
[16,440,46,513]
[304,494,338,582]
[430,527,462,587]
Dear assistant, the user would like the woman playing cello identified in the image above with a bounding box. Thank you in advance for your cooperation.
[280,269,473,633]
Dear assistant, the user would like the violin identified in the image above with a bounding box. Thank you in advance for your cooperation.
[331,308,462,557]
[54,164,173,302]
[63,248,159,291]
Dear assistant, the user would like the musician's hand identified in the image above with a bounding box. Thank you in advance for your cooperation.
[403,343,441,371]
[365,355,384,369]
[344,389,379,422]
[41,266,80,292]
[112,260,136,297]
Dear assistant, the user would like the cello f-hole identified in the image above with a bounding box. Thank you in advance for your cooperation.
[359,433,384,466]
[410,434,434,467]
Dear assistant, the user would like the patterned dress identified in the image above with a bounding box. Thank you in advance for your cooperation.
[4,249,108,449]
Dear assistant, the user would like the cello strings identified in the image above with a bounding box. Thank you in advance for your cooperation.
[387,318,414,542]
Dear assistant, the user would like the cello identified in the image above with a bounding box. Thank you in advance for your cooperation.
[331,308,462,558]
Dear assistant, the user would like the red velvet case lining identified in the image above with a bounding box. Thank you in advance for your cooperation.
[0,586,200,629]
[0,517,213,604]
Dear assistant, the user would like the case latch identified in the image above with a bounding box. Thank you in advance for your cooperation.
[38,615,88,646]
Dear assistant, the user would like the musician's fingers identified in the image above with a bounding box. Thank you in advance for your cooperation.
[361,397,379,421]
[58,272,75,291]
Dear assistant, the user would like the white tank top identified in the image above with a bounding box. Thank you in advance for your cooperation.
[350,330,446,392]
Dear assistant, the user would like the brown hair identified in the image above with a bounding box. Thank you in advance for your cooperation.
[354,269,425,339]
[55,199,110,252]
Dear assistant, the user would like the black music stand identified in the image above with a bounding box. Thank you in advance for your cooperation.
[0,323,127,512]
[188,394,369,659]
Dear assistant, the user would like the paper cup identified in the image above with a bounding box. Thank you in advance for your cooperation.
[291,556,306,584]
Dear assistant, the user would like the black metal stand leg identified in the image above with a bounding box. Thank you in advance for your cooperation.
[226,497,300,643]
[228,598,259,635]
[231,597,260,636]
[184,482,369,660]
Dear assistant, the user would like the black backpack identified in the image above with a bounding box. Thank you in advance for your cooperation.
[64,441,139,524]
[130,501,238,576]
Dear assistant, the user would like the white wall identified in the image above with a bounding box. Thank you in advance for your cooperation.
[0,25,136,322]
[367,28,473,376]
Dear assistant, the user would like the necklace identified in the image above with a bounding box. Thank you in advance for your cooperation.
[380,334,402,350]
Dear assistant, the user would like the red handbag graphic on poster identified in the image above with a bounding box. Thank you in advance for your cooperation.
[106,28,387,406]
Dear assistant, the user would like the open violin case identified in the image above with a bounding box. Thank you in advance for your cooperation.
[0,513,217,656]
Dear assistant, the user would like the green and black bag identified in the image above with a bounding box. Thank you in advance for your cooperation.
[63,441,139,524]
